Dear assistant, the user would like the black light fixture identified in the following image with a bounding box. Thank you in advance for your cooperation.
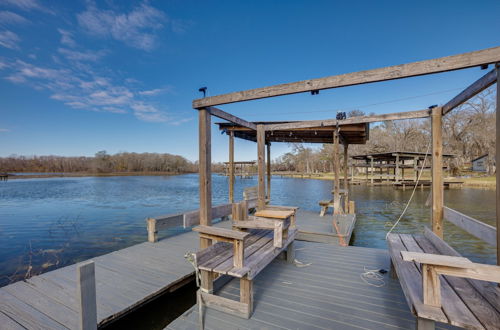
[480,64,488,70]
[198,87,207,97]
[311,89,319,95]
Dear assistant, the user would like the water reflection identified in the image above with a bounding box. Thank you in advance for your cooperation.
[0,174,495,287]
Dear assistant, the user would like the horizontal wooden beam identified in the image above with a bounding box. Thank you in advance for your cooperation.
[206,107,256,130]
[443,206,496,246]
[264,109,430,130]
[193,46,500,108]
[442,69,497,115]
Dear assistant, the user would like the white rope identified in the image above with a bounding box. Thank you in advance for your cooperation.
[360,267,385,287]
[385,141,432,240]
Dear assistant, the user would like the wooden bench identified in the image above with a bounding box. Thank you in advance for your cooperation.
[387,227,500,329]
[319,188,350,216]
[191,201,297,319]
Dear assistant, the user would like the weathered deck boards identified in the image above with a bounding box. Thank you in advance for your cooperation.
[295,209,357,245]
[0,220,232,329]
[0,211,359,329]
[167,242,452,330]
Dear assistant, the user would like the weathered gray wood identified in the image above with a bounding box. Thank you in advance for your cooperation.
[398,235,484,329]
[414,235,500,330]
[229,131,235,203]
[386,234,448,323]
[266,142,271,200]
[200,291,250,319]
[0,311,25,330]
[431,106,443,238]
[443,69,497,115]
[207,106,256,130]
[193,46,500,108]
[3,281,79,329]
[183,203,233,228]
[497,64,500,266]
[193,225,249,241]
[77,261,97,330]
[257,125,266,210]
[0,289,68,330]
[199,108,212,249]
[443,206,496,246]
[416,317,435,330]
[265,109,430,131]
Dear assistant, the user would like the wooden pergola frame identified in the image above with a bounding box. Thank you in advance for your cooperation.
[194,46,500,266]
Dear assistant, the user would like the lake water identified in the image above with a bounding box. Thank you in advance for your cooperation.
[0,174,496,287]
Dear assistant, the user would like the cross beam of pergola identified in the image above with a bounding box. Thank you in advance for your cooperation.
[194,46,500,267]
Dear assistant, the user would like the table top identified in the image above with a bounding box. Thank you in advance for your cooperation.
[254,209,295,219]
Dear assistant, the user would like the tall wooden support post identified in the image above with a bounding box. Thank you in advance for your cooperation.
[370,157,374,185]
[496,64,500,266]
[333,130,341,214]
[431,106,444,238]
[77,261,97,330]
[343,143,349,190]
[414,157,418,182]
[199,109,212,249]
[229,131,235,203]
[395,154,400,183]
[266,142,271,200]
[257,125,266,210]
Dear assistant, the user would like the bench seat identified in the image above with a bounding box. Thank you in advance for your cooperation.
[388,228,500,330]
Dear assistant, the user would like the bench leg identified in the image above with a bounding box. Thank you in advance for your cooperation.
[320,206,326,217]
[240,278,253,316]
[200,270,213,294]
[197,290,205,330]
[416,317,435,330]
[286,241,295,264]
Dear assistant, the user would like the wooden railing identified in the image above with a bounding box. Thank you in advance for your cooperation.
[443,206,497,246]
[146,203,234,243]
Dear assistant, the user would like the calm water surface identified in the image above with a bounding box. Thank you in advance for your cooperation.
[0,174,496,287]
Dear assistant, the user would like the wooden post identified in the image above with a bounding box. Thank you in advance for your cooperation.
[496,64,500,266]
[257,125,266,210]
[431,106,444,238]
[402,160,405,181]
[395,154,400,183]
[240,278,253,315]
[199,109,212,249]
[77,261,97,330]
[343,143,349,190]
[147,218,157,243]
[333,130,341,214]
[229,131,235,203]
[414,157,418,182]
[370,157,374,185]
[266,142,271,200]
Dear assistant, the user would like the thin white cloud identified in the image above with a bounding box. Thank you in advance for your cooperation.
[138,87,172,96]
[58,48,106,62]
[170,117,193,126]
[0,128,10,132]
[4,60,170,123]
[58,29,76,47]
[0,11,29,26]
[77,2,167,51]
[0,30,20,50]
[1,0,54,14]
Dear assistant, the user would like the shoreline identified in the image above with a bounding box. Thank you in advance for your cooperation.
[272,172,496,189]
[3,171,194,180]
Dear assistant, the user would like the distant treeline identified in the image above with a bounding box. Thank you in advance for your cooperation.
[0,151,197,174]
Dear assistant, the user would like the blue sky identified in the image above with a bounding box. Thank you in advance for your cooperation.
[1,0,499,162]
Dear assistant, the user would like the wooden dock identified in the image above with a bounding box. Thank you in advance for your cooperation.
[0,208,357,329]
[167,241,420,330]
[0,221,233,329]
[296,209,356,245]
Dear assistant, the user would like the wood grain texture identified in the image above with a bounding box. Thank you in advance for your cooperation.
[77,261,97,330]
[193,46,500,108]
[443,69,497,114]
[431,106,443,238]
[207,106,256,130]
[443,206,496,246]
[264,109,430,131]
[497,65,500,266]
[199,108,212,249]
[229,131,234,203]
[257,125,266,210]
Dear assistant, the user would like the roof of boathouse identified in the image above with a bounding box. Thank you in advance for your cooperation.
[216,121,369,144]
